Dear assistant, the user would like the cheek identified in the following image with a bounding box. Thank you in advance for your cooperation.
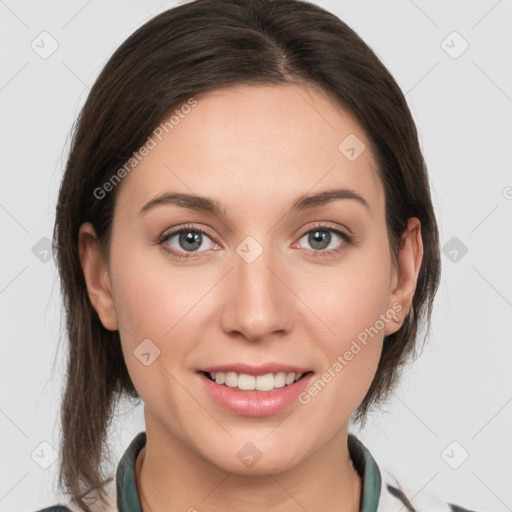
[109,252,206,415]
[110,237,204,339]
[294,233,391,409]
[107,243,200,380]
[300,234,393,348]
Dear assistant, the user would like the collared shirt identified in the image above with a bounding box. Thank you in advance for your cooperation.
[36,432,476,512]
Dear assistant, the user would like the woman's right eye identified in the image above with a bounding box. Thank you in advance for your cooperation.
[159,226,219,259]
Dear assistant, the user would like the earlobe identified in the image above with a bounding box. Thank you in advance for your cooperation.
[384,217,424,335]
[78,222,119,331]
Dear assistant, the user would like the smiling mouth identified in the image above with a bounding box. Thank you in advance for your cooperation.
[201,370,314,392]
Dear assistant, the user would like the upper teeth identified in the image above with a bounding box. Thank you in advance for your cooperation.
[209,371,304,391]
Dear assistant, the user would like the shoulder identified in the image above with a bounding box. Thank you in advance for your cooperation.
[33,478,117,512]
[33,504,87,512]
[347,434,479,512]
[379,470,479,512]
[34,508,74,512]
[32,433,143,512]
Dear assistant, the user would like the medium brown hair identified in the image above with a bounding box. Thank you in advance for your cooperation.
[53,0,441,509]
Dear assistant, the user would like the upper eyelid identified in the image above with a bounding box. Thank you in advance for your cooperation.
[299,222,349,235]
[162,224,216,241]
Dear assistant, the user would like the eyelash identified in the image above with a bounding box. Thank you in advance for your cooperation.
[156,222,353,260]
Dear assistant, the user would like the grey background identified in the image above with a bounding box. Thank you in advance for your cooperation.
[0,0,511,510]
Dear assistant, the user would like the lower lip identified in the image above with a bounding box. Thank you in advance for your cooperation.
[198,372,314,417]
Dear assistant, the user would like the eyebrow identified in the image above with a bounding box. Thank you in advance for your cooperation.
[139,188,370,216]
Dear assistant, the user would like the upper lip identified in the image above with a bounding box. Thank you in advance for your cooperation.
[198,363,313,376]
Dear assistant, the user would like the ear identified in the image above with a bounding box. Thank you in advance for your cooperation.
[78,222,119,331]
[384,217,424,335]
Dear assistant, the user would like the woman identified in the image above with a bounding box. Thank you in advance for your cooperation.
[37,0,476,510]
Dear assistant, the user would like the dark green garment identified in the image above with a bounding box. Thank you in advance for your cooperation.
[34,432,474,512]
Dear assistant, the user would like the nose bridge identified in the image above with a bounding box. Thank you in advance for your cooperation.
[222,236,291,340]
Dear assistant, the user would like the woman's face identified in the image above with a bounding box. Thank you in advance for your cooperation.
[80,83,421,475]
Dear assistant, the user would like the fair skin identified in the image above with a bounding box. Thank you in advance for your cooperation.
[79,83,423,512]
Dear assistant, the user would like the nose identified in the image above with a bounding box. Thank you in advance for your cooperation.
[219,242,294,343]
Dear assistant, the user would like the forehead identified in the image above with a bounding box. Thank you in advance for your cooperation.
[114,83,384,219]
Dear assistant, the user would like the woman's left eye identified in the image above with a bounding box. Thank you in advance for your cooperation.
[296,226,351,256]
